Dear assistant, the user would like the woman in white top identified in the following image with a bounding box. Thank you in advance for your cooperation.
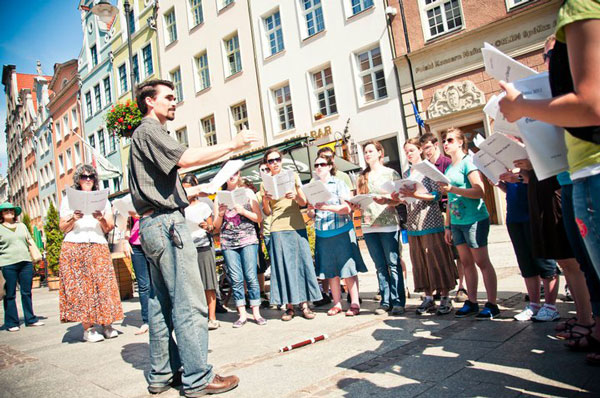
[58,164,123,343]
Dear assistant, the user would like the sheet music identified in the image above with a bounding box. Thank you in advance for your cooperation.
[379,179,427,204]
[111,194,136,216]
[301,180,333,205]
[185,202,213,232]
[483,94,522,137]
[346,194,375,208]
[482,42,537,83]
[476,132,528,170]
[472,151,508,185]
[203,160,245,194]
[411,161,451,184]
[66,187,110,215]
[216,188,250,209]
[261,170,295,199]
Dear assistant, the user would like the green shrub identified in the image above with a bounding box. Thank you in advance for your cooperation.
[44,202,64,276]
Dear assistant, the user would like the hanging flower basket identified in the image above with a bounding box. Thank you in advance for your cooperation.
[105,100,142,138]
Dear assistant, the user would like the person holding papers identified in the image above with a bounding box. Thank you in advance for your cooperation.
[260,148,322,321]
[307,155,367,317]
[395,139,457,316]
[181,174,220,331]
[58,164,123,342]
[436,129,499,320]
[214,171,265,328]
[352,141,406,316]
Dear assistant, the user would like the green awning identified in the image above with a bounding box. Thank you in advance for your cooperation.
[33,226,43,249]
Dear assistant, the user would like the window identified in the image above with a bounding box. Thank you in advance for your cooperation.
[202,115,217,146]
[350,0,373,15]
[142,44,153,77]
[74,142,82,164]
[85,91,93,118]
[506,0,532,9]
[312,66,337,117]
[128,8,135,35]
[58,154,65,175]
[231,102,249,132]
[264,11,284,56]
[103,180,110,190]
[195,51,210,91]
[98,130,106,156]
[90,45,98,67]
[273,85,294,131]
[165,9,178,45]
[224,34,242,76]
[190,0,204,27]
[109,132,117,152]
[63,115,70,136]
[301,0,325,37]
[88,134,96,149]
[356,46,387,103]
[94,84,102,111]
[219,0,234,10]
[132,54,140,84]
[71,108,78,130]
[103,76,112,104]
[112,177,120,192]
[66,148,73,170]
[119,64,128,94]
[170,67,183,102]
[55,121,62,143]
[420,0,463,40]
[175,127,189,146]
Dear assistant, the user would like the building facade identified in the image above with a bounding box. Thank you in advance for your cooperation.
[155,0,266,158]
[249,0,405,171]
[389,0,561,222]
[48,59,87,206]
[78,0,123,193]
[110,0,161,186]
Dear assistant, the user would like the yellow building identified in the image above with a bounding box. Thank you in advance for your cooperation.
[110,0,161,187]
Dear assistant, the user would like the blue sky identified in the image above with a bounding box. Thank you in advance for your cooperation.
[0,1,84,177]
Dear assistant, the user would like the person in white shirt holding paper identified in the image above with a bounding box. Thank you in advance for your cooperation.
[58,164,123,343]
[307,155,367,317]
[214,171,266,328]
[260,148,322,321]
[436,129,500,320]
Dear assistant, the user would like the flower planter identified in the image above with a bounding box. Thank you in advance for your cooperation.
[47,276,60,291]
[32,276,41,289]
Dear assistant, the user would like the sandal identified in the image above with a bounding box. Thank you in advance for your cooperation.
[345,304,360,317]
[302,307,316,320]
[281,308,295,322]
[566,334,600,352]
[556,322,594,340]
[327,306,343,316]
[586,352,600,366]
[555,317,577,333]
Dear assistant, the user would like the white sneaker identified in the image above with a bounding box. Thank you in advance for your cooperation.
[532,305,560,322]
[83,328,105,343]
[103,325,119,339]
[8,326,20,332]
[514,305,538,321]
[27,321,45,327]
[135,323,149,335]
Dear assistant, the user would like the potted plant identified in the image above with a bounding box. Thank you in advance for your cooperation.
[314,112,324,121]
[44,202,63,291]
[105,99,142,139]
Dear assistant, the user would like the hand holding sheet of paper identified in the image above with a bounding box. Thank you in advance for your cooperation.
[301,181,332,205]
[411,161,450,184]
[346,194,374,209]
[185,202,213,232]
[482,42,537,83]
[66,187,109,215]
[216,188,250,209]
[203,160,245,194]
[380,179,427,204]
[112,194,136,216]
[261,171,295,200]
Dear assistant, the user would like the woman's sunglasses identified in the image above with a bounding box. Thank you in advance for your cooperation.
[442,138,455,144]
[267,157,282,165]
[314,163,329,168]
[80,174,95,181]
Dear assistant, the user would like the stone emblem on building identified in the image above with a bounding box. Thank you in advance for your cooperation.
[427,80,485,119]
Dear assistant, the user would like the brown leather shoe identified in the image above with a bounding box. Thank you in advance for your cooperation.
[184,374,239,397]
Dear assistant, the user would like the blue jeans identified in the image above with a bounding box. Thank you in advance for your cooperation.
[2,261,39,328]
[131,244,151,324]
[222,244,260,308]
[573,174,600,290]
[363,231,406,308]
[139,211,214,393]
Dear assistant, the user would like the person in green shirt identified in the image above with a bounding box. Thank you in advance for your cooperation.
[0,202,44,332]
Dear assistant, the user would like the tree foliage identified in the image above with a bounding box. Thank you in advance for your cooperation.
[44,202,63,276]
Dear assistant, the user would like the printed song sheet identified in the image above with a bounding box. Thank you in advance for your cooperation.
[111,194,136,216]
[301,181,333,205]
[379,179,427,204]
[203,160,245,194]
[476,132,528,170]
[184,202,213,232]
[66,187,110,214]
[346,194,375,208]
[216,188,250,209]
[261,170,295,200]
[481,42,537,83]
[411,161,451,184]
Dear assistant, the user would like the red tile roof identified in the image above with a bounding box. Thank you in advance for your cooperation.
[15,73,53,111]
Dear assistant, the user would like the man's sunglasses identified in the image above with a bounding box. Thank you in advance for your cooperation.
[267,157,282,164]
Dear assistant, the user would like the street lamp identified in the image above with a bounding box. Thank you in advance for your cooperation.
[90,0,136,99]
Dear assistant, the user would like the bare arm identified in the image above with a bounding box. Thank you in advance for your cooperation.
[177,130,258,168]
[438,171,485,199]
[499,20,600,126]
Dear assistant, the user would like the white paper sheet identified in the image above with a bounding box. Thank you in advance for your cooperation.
[261,170,295,200]
[379,179,427,204]
[482,42,537,83]
[66,187,110,214]
[111,194,136,216]
[483,94,522,137]
[216,188,250,209]
[472,151,508,185]
[411,161,451,184]
[203,160,245,194]
[301,180,333,205]
[184,202,213,232]
[512,73,569,180]
[346,194,375,208]
[476,132,528,170]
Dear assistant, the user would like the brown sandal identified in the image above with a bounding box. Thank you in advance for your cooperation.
[302,307,316,320]
[281,308,295,321]
[345,304,360,317]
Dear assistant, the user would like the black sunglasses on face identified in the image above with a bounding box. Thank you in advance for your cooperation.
[442,138,455,144]
[80,175,95,181]
[543,49,553,63]
[267,157,282,164]
[314,163,329,168]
